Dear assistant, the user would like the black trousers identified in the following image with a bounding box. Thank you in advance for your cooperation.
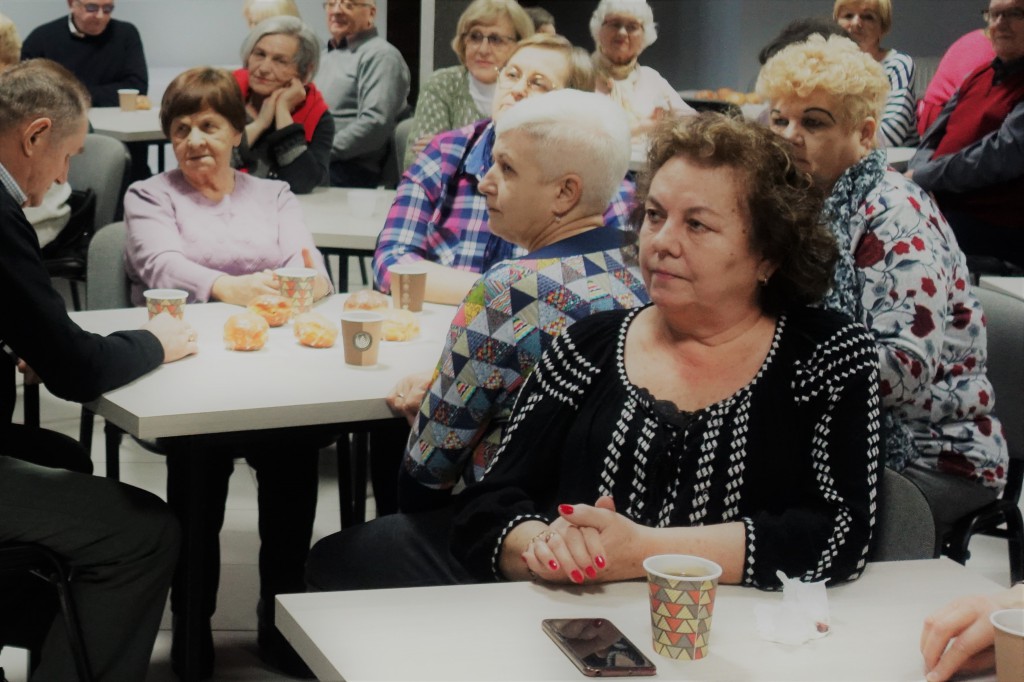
[0,424,179,681]
[161,429,324,626]
[306,504,475,591]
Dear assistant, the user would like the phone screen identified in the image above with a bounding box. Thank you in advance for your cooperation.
[542,618,656,677]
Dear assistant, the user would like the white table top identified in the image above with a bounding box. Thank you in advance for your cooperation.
[979,276,1024,301]
[277,558,1001,682]
[297,187,396,252]
[69,295,452,439]
[88,106,165,143]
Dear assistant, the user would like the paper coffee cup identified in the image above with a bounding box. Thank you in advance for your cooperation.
[118,88,140,111]
[643,554,722,660]
[143,288,187,319]
[340,311,384,366]
[346,188,378,218]
[388,264,427,312]
[276,267,317,316]
[991,608,1024,682]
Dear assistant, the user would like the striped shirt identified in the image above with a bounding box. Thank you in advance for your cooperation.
[880,50,920,147]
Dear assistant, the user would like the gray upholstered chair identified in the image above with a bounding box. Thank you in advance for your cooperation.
[944,286,1024,584]
[872,467,937,561]
[68,134,131,230]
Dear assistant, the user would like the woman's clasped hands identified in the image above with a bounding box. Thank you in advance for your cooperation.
[519,496,649,585]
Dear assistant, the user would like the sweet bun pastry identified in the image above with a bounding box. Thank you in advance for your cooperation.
[343,289,390,311]
[382,308,420,342]
[247,294,292,327]
[224,311,269,351]
[293,312,338,348]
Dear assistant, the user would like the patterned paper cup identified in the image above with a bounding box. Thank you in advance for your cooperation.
[643,554,722,660]
[143,288,187,320]
[276,267,317,316]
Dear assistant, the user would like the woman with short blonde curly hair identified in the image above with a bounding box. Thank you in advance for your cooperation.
[0,13,21,69]
[757,33,886,130]
[832,0,918,146]
[758,34,1007,543]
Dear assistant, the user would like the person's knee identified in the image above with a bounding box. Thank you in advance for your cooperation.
[116,486,181,569]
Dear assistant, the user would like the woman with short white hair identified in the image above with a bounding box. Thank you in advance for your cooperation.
[589,0,694,140]
[306,89,650,591]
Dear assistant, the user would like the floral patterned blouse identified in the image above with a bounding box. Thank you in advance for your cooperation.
[827,153,1007,491]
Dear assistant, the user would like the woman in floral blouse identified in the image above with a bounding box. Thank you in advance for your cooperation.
[758,35,1007,541]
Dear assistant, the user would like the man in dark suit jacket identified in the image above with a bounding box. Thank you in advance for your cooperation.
[0,59,197,680]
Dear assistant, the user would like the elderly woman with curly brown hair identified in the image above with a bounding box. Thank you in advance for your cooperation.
[451,113,883,590]
[757,35,1007,544]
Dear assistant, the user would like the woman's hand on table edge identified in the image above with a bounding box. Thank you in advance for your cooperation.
[504,496,646,585]
[386,370,433,425]
[211,271,280,306]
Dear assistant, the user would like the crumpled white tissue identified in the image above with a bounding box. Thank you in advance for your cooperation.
[753,571,831,645]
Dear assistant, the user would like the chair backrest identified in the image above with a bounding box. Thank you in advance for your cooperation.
[872,467,937,561]
[68,134,131,229]
[975,286,1024,496]
[976,287,1024,456]
[85,221,131,310]
[380,112,415,190]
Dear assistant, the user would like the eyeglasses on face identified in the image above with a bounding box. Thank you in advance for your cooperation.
[323,1,372,10]
[983,7,1024,23]
[464,30,516,48]
[602,19,643,34]
[496,66,557,95]
[76,2,115,14]
[249,48,296,72]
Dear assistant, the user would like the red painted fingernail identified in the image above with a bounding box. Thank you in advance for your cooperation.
[594,555,606,568]
[548,560,559,571]
[585,565,597,579]
[571,569,584,584]
[559,504,574,515]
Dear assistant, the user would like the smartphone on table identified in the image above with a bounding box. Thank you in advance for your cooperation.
[542,618,656,677]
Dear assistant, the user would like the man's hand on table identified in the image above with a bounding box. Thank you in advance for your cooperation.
[143,312,199,363]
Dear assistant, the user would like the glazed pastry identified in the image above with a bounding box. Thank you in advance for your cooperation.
[293,312,339,348]
[247,294,292,327]
[224,311,269,351]
[382,308,420,342]
[343,289,390,311]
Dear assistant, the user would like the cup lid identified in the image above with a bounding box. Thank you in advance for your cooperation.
[991,608,1024,636]
[143,288,188,299]
[275,267,317,278]
[643,554,723,581]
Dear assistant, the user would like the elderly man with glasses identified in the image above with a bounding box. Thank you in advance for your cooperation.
[908,0,1024,271]
[315,0,410,187]
[22,0,152,183]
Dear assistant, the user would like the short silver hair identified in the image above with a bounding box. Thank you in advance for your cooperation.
[589,0,658,50]
[495,89,630,214]
[0,59,90,138]
[240,15,321,83]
